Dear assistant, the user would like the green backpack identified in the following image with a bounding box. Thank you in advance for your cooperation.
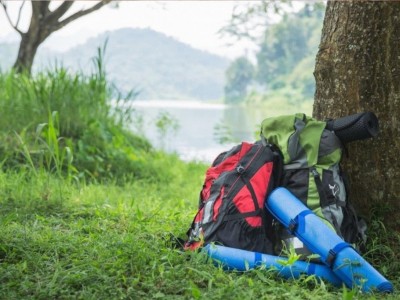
[260,113,366,257]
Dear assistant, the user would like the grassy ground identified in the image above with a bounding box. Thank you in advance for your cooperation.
[0,61,398,299]
[0,165,399,299]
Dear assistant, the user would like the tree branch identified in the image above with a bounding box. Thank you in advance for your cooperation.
[44,1,74,25]
[54,0,112,31]
[0,0,24,35]
[15,0,26,31]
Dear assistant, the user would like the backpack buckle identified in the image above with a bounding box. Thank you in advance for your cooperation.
[288,218,298,234]
[236,165,245,174]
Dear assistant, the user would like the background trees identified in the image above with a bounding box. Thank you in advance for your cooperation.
[0,0,111,73]
[223,4,324,105]
[224,56,254,104]
[313,1,400,228]
[256,7,323,88]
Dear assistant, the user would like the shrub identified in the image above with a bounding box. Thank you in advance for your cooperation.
[0,50,154,182]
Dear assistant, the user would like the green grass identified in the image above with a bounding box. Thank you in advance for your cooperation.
[0,160,205,299]
[0,47,152,183]
[0,167,399,299]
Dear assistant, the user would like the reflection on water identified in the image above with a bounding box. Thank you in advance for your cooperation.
[130,100,306,163]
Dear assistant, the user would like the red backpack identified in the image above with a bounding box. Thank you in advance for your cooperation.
[185,141,282,254]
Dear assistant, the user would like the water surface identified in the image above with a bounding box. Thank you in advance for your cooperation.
[130,100,305,163]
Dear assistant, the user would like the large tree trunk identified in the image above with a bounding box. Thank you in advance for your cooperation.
[313,1,400,229]
[13,26,51,73]
[14,34,40,73]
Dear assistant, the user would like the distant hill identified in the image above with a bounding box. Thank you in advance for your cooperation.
[0,42,18,71]
[0,28,230,100]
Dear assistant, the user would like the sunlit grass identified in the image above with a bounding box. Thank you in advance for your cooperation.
[0,167,399,299]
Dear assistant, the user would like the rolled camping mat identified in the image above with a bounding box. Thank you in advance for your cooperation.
[266,187,393,293]
[325,112,379,143]
[204,244,343,287]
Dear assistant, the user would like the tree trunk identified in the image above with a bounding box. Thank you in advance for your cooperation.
[313,1,400,229]
[13,33,44,74]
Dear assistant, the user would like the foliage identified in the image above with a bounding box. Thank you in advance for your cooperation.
[155,111,180,151]
[213,121,236,145]
[223,4,325,106]
[219,0,293,41]
[256,5,324,86]
[14,111,75,179]
[0,50,156,182]
[224,56,255,104]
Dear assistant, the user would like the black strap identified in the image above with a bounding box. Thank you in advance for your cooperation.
[238,170,260,211]
[237,165,269,229]
[259,140,284,187]
[221,171,265,223]
[311,167,343,237]
[341,168,366,245]
[326,242,352,267]
[223,209,262,221]
[270,144,284,187]
[310,167,328,205]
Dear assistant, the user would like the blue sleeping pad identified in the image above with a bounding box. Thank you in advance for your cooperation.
[266,187,393,293]
[204,244,343,286]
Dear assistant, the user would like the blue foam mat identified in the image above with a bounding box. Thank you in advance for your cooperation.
[204,244,343,286]
[266,187,393,293]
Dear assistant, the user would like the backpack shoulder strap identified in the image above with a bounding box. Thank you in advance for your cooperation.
[259,138,284,187]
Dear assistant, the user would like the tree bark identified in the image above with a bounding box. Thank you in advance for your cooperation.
[313,1,400,228]
[13,33,42,73]
[13,1,53,73]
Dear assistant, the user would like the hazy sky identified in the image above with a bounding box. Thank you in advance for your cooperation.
[0,1,261,59]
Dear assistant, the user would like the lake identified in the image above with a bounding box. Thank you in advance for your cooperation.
[130,100,308,163]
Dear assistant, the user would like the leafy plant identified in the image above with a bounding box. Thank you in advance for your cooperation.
[213,121,236,145]
[155,111,180,151]
[36,111,75,178]
[0,47,153,182]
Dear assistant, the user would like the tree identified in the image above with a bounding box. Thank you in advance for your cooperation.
[0,0,112,73]
[313,1,400,228]
[224,56,254,104]
[256,6,324,87]
[222,3,325,105]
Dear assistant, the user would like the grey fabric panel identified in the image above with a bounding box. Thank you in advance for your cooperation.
[202,198,216,224]
[283,159,308,170]
[319,130,342,158]
[287,117,304,160]
[202,172,228,224]
[322,204,344,229]
[287,116,308,168]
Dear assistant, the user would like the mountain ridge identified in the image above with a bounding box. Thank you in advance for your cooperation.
[0,27,230,100]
